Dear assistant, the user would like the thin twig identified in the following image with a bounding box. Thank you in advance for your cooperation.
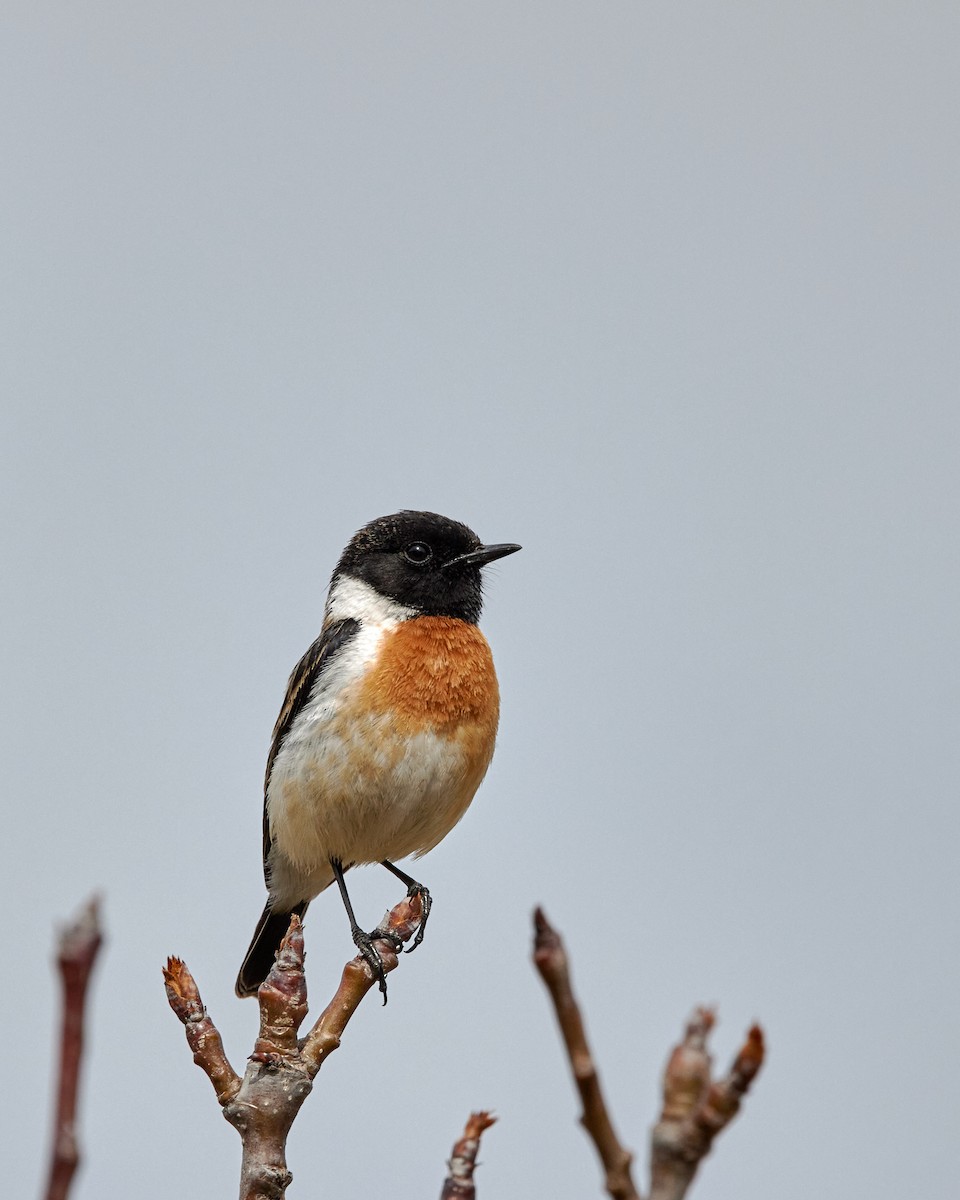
[163,958,241,1105]
[300,894,424,1072]
[440,1111,497,1200]
[43,896,104,1200]
[532,906,641,1200]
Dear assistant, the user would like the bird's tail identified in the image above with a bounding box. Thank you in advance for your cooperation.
[235,900,309,998]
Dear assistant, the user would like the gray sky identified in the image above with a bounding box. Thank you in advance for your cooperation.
[2,4,958,1197]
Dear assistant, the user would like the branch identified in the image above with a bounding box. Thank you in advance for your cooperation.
[300,893,424,1072]
[440,1111,497,1200]
[532,908,765,1200]
[649,1010,765,1200]
[43,895,104,1200]
[164,893,423,1200]
[163,958,241,1105]
[532,906,640,1200]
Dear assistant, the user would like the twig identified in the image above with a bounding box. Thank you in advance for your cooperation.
[440,1111,497,1199]
[532,906,640,1200]
[649,1009,765,1200]
[164,893,423,1200]
[43,895,104,1200]
[532,908,765,1200]
[299,894,423,1072]
[163,957,241,1106]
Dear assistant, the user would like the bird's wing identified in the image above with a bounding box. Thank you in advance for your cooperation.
[261,617,361,876]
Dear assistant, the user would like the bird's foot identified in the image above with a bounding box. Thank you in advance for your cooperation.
[404,883,432,953]
[352,925,403,1004]
[377,861,432,953]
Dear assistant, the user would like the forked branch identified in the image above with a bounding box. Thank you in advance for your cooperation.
[650,1008,764,1200]
[532,907,765,1200]
[164,893,423,1200]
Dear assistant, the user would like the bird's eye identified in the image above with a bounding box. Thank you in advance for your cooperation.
[403,542,433,565]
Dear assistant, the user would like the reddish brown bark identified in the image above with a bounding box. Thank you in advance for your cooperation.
[43,896,104,1200]
[532,907,765,1200]
[533,906,641,1200]
[649,1010,765,1200]
[440,1111,497,1199]
[164,893,423,1200]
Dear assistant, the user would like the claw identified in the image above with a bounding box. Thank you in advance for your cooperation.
[378,862,433,953]
[405,884,432,953]
[352,927,390,1003]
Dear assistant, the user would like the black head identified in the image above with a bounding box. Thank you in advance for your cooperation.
[335,510,520,624]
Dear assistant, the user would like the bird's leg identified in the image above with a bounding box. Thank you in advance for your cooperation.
[330,858,399,1004]
[379,860,432,952]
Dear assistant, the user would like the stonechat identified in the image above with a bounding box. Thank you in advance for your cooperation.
[236,510,520,1000]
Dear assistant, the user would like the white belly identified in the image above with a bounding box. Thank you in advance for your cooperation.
[263,579,498,910]
[265,708,480,908]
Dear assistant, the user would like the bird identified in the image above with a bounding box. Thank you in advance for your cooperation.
[236,510,520,1001]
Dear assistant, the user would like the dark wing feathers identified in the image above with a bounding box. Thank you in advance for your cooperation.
[261,617,360,875]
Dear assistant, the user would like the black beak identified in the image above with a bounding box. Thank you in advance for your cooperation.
[444,542,522,570]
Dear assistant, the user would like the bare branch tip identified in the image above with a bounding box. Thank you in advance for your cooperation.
[465,1111,497,1137]
[532,904,550,931]
[76,892,102,928]
[734,1024,766,1083]
[685,1006,716,1045]
[162,955,186,987]
[532,906,562,957]
[273,916,306,971]
[163,956,204,1021]
[56,894,104,964]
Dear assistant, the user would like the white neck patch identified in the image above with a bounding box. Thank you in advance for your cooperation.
[325,574,417,627]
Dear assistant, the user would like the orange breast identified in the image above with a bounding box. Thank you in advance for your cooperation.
[356,616,500,740]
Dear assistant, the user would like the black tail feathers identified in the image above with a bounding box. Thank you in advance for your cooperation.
[235,900,309,998]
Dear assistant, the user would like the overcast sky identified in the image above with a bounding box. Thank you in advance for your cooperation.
[2,4,958,1198]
